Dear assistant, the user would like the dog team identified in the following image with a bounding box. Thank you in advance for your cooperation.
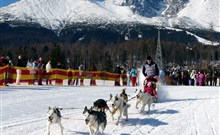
[46,88,156,135]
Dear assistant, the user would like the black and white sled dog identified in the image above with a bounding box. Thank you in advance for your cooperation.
[135,89,154,113]
[110,94,130,125]
[92,99,111,113]
[47,106,64,135]
[83,106,107,135]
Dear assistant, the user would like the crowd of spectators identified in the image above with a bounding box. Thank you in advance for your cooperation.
[162,68,219,86]
[1,55,220,86]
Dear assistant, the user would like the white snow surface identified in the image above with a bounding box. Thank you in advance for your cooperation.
[165,27,220,46]
[0,0,219,32]
[0,79,219,135]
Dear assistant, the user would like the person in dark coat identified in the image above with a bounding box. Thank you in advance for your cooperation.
[213,70,218,86]
[114,65,121,86]
[142,56,159,99]
[36,57,44,85]
[182,70,189,85]
[142,56,159,79]
[1,57,9,86]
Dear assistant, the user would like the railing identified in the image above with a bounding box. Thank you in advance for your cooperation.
[0,65,127,86]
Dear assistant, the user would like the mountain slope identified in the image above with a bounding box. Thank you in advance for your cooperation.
[176,0,220,31]
[0,0,140,31]
[0,0,219,32]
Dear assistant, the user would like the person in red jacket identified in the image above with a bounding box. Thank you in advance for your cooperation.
[143,78,158,97]
[197,71,205,86]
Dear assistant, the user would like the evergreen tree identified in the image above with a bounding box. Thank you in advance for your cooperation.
[122,50,127,64]
[103,51,113,72]
[50,45,66,68]
[43,45,49,54]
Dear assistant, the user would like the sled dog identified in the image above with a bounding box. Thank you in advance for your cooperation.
[92,99,110,113]
[135,90,154,113]
[83,106,107,135]
[47,106,64,135]
[110,94,130,125]
[119,88,128,102]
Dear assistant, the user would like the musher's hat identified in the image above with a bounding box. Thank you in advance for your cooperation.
[147,56,152,60]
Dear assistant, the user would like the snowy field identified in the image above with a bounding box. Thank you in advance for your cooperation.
[0,79,219,135]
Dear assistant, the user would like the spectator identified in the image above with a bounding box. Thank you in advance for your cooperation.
[16,55,23,85]
[88,63,97,86]
[57,62,62,69]
[79,64,84,86]
[182,70,189,85]
[67,67,73,85]
[2,56,9,86]
[213,70,217,86]
[26,59,35,85]
[8,60,13,66]
[197,71,205,86]
[205,70,213,86]
[121,66,127,86]
[126,69,130,86]
[177,69,182,85]
[172,69,179,85]
[36,57,44,85]
[72,67,78,86]
[46,60,52,85]
[130,67,137,86]
[7,59,13,85]
[190,70,196,86]
[114,65,121,86]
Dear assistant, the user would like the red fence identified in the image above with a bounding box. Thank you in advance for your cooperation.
[0,65,127,86]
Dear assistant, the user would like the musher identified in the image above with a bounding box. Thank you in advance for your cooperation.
[142,56,159,99]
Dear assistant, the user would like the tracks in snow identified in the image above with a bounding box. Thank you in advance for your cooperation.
[121,98,209,135]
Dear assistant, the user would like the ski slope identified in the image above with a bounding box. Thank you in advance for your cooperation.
[0,80,219,135]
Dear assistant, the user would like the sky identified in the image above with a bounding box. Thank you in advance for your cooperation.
[0,79,219,135]
[0,0,18,7]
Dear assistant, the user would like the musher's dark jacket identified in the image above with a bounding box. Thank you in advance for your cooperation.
[142,61,159,77]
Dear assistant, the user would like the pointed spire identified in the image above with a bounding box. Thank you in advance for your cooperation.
[155,28,163,70]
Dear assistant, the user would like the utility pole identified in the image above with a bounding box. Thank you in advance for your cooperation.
[155,28,163,70]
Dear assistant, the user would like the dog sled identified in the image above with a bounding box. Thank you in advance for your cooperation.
[143,77,158,102]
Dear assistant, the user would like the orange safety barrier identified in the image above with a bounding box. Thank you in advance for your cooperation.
[0,65,127,86]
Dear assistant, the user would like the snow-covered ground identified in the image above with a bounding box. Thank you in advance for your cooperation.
[0,79,219,135]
